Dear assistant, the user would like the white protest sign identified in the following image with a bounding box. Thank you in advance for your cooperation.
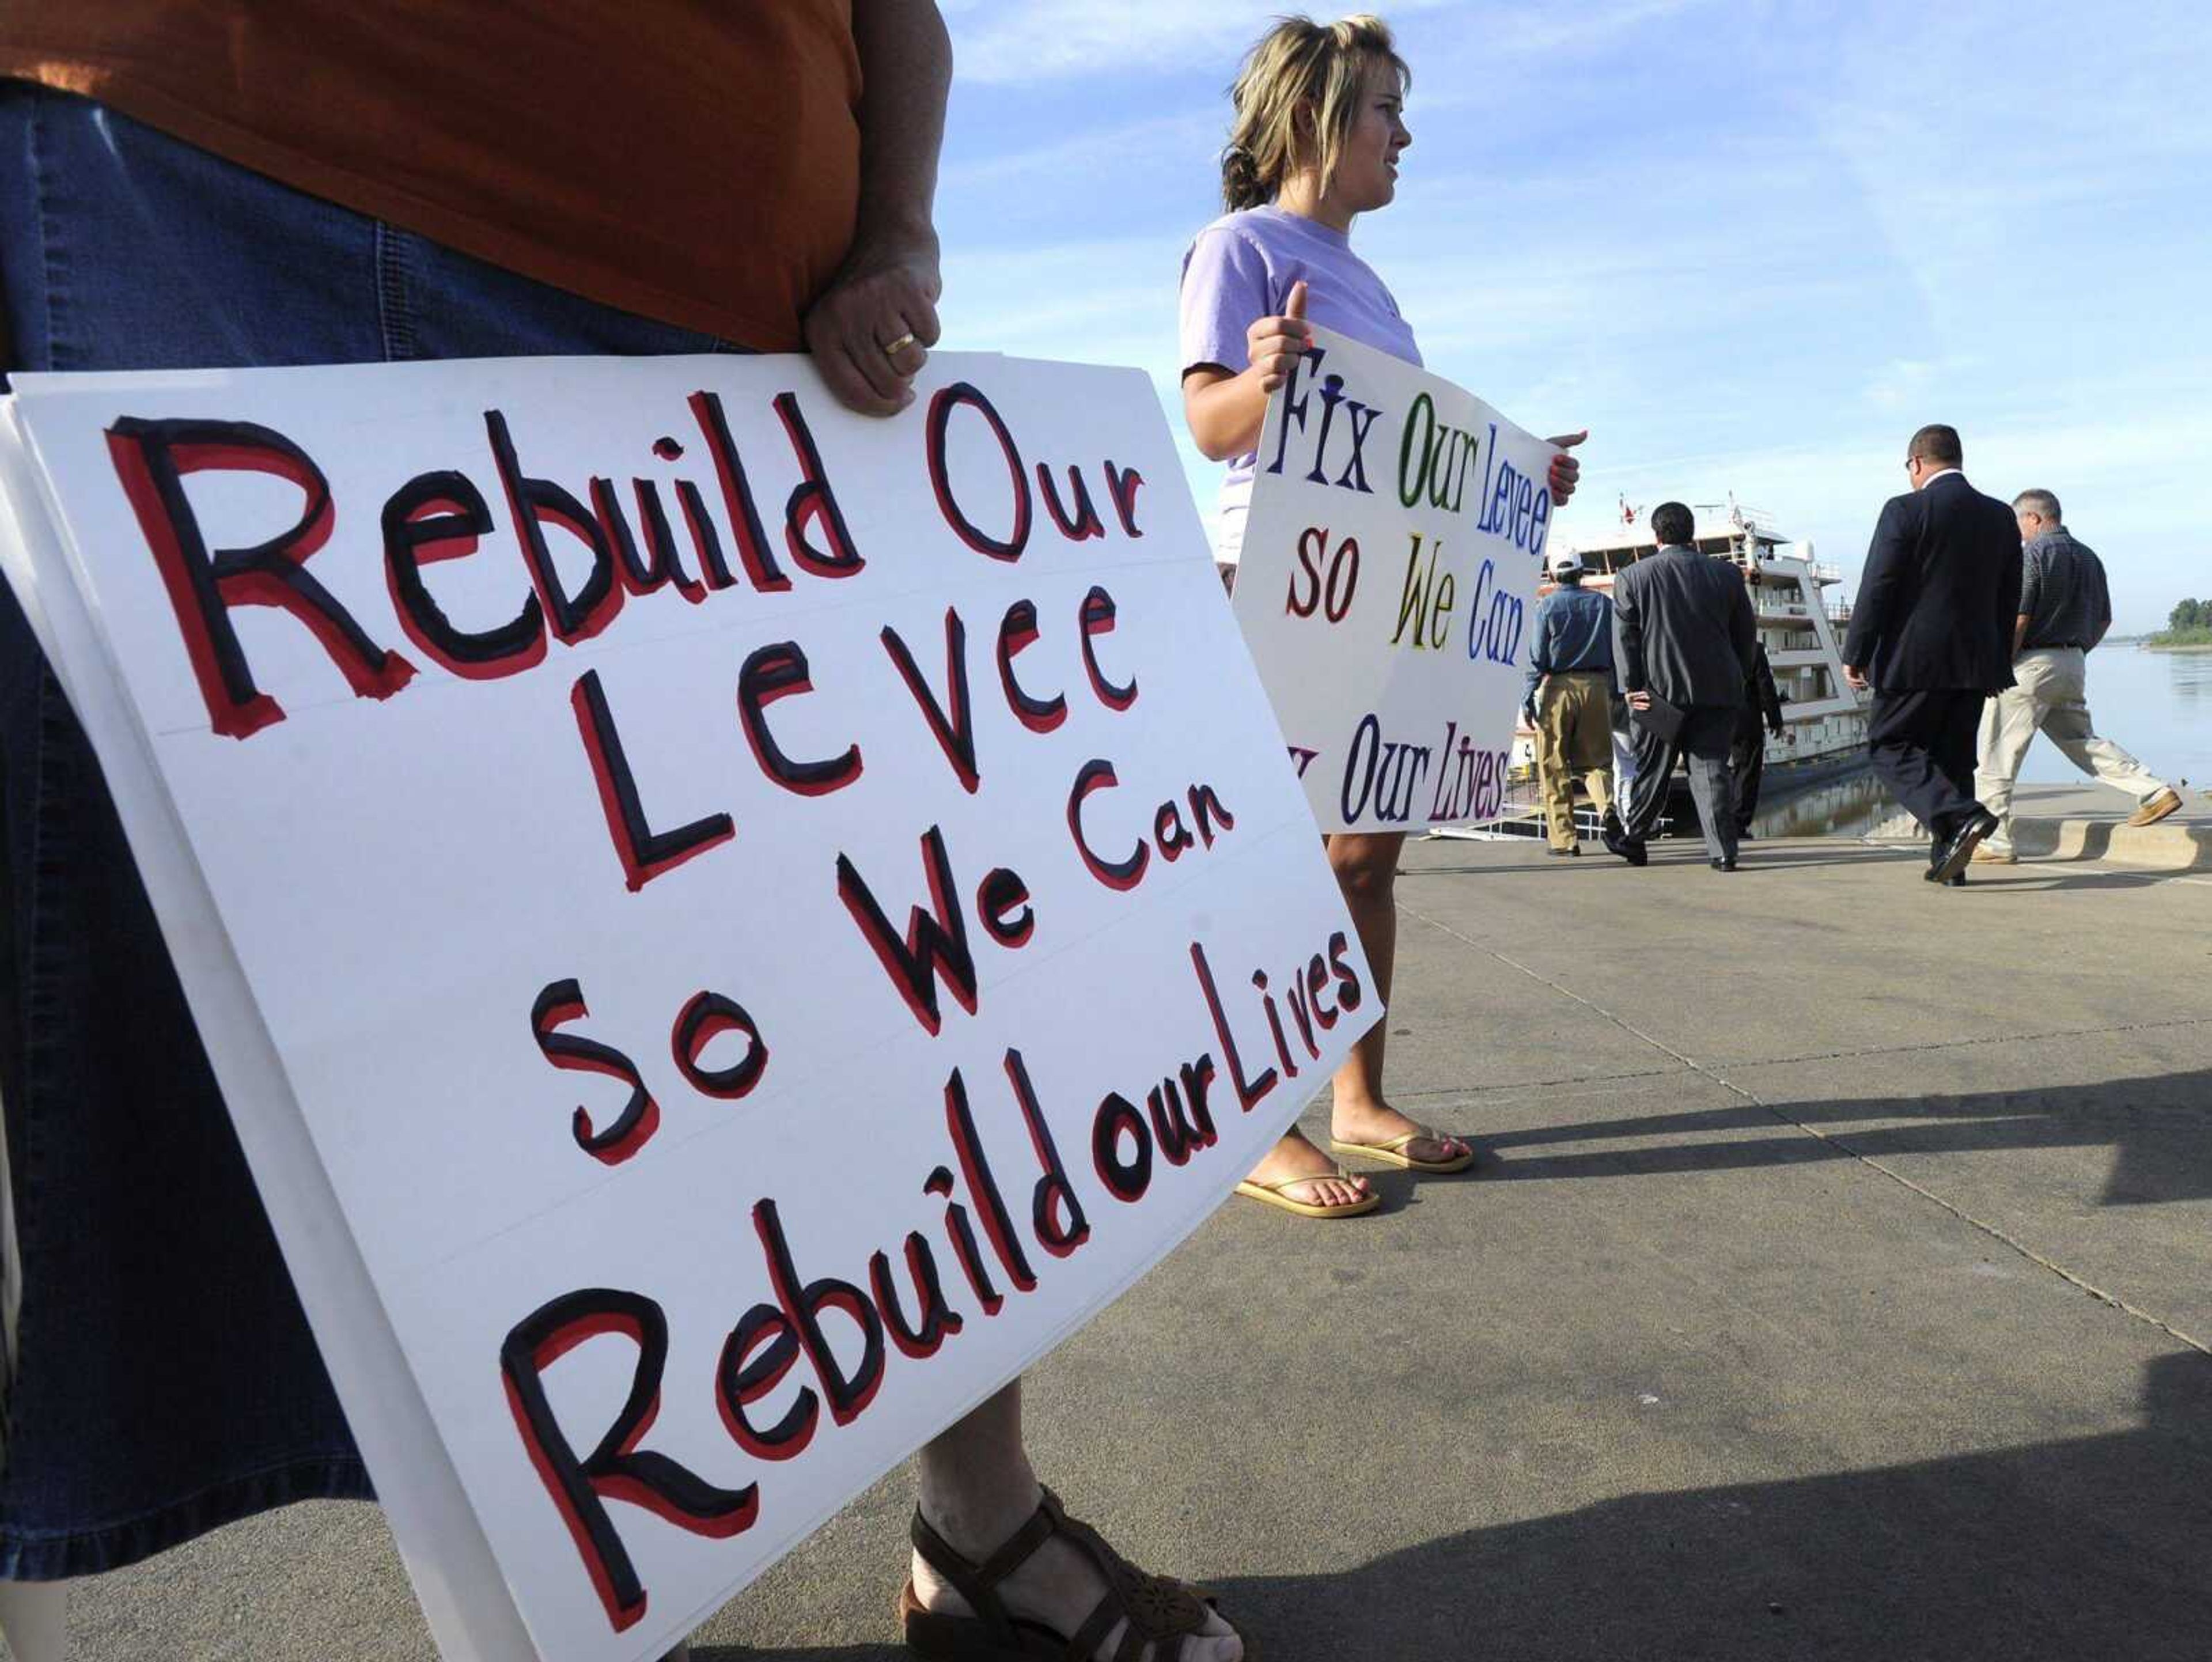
[0,354,1376,1662]
[1232,326,1557,832]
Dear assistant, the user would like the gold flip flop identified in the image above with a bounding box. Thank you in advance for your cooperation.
[1232,1167,1380,1219]
[1330,1130,1477,1174]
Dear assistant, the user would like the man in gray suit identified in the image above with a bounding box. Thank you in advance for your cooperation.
[1601,501,1760,869]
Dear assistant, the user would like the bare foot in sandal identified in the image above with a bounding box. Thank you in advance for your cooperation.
[907,1483,1245,1660]
[1330,1099,1473,1171]
[1242,1127,1372,1212]
[911,1384,1251,1659]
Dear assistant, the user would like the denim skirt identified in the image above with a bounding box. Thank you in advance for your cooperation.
[0,82,735,1577]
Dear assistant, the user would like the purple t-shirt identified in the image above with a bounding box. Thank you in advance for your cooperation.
[1178,205,1421,559]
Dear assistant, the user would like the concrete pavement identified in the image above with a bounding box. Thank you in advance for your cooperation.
[39,831,2212,1661]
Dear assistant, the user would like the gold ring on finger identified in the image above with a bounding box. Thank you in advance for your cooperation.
[882,332,919,360]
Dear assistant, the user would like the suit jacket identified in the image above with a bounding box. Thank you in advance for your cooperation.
[1842,473,2021,692]
[1747,643,1785,731]
[1611,545,1758,710]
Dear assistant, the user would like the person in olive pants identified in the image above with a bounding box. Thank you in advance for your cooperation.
[1523,549,1616,854]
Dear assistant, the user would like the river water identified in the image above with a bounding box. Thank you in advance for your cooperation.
[1751,643,2209,841]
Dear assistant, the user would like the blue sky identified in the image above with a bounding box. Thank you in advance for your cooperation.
[933,1,2211,631]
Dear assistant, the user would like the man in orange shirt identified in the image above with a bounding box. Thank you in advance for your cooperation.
[0,8,1247,1659]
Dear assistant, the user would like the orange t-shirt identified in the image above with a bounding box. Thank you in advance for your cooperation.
[0,2,862,350]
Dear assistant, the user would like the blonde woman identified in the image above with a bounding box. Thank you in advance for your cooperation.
[1179,14,1584,1218]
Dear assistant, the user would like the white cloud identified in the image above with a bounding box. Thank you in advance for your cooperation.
[941,107,1218,189]
[941,237,1182,364]
[944,0,1709,86]
[941,1,1425,86]
[1863,358,1938,411]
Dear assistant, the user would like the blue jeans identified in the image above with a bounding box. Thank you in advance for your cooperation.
[0,82,737,1578]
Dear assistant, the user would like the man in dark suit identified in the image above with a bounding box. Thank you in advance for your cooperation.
[1842,425,2022,884]
[1602,501,1760,870]
[1731,642,1788,836]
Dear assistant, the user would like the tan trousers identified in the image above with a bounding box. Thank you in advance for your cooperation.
[1975,647,2167,854]
[1534,670,1615,849]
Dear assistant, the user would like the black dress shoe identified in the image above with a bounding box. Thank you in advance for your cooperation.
[1709,856,1738,872]
[1927,808,1999,883]
[1546,845,1580,857]
[1602,826,1648,866]
[1946,872,1966,887]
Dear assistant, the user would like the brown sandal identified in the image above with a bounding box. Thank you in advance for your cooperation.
[899,1485,1254,1660]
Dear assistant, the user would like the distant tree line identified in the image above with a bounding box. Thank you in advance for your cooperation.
[2152,597,2212,646]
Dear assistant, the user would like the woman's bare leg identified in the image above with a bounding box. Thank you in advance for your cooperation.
[0,1580,69,1662]
[1324,832,1470,1163]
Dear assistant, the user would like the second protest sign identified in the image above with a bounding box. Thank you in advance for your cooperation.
[1232,326,1558,832]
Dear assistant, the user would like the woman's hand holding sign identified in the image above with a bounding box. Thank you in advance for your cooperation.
[1248,278,1314,393]
[1544,430,1586,506]
[1181,279,1316,462]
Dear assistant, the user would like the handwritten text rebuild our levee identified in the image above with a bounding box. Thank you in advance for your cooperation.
[92,368,1372,1640]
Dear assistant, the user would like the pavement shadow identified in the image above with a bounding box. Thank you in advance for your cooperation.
[1404,845,2208,884]
[695,1352,2212,1661]
[1725,849,1918,871]
[1694,857,2196,883]
[1965,868,2205,891]
[1397,865,1552,878]
[1403,846,1916,878]
[1484,1068,2212,1205]
[1200,1349,2212,1662]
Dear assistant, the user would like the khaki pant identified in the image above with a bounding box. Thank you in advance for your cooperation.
[1534,671,1615,849]
[1975,647,2167,854]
